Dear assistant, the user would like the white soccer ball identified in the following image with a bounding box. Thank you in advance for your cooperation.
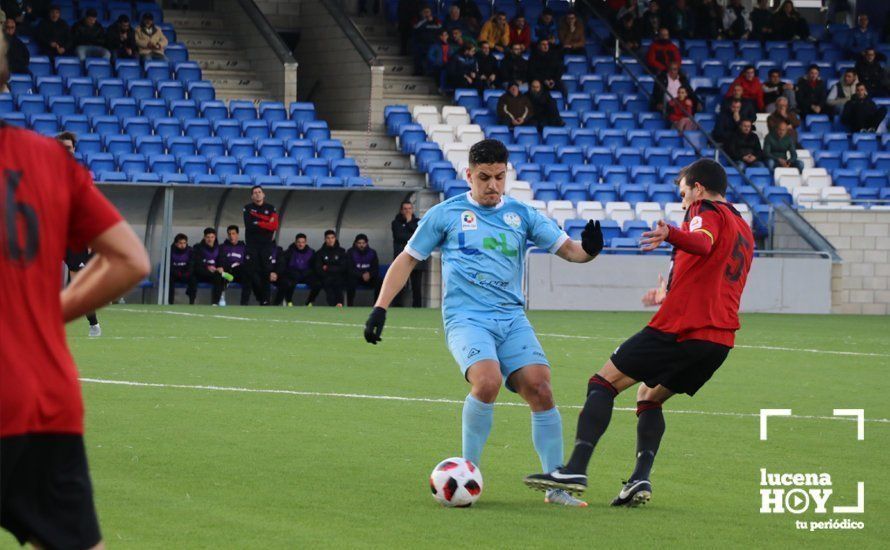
[429,457,483,507]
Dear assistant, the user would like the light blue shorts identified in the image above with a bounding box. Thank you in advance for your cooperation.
[445,314,550,392]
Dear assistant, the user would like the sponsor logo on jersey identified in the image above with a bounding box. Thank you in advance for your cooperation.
[503,212,521,228]
[461,211,477,231]
[690,215,703,231]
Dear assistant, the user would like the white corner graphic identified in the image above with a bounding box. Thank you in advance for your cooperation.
[833,482,865,514]
[832,409,865,440]
[760,409,792,440]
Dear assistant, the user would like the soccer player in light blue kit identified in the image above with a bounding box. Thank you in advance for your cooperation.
[364,140,604,506]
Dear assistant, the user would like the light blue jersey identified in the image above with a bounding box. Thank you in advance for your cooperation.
[405,192,568,327]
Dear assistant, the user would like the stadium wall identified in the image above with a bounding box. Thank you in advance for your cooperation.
[800,210,890,315]
[254,0,304,29]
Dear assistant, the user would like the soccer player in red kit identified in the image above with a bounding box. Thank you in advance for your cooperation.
[0,34,150,549]
[525,158,754,507]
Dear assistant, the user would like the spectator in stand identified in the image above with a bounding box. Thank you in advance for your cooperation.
[498,42,528,87]
[726,119,766,169]
[397,0,422,55]
[346,234,381,307]
[762,68,796,112]
[411,6,441,75]
[510,14,530,52]
[722,0,751,40]
[36,5,70,59]
[168,233,194,304]
[828,69,859,112]
[453,0,482,34]
[713,98,746,143]
[645,27,681,74]
[190,227,224,306]
[842,83,887,133]
[267,241,282,302]
[763,119,803,172]
[558,10,585,55]
[475,41,498,89]
[106,14,137,60]
[637,0,663,39]
[446,43,480,90]
[855,48,885,97]
[845,14,879,57]
[727,65,765,112]
[314,229,347,307]
[615,0,639,23]
[478,11,510,53]
[770,0,809,41]
[616,12,641,52]
[443,5,469,35]
[527,79,562,129]
[795,65,830,119]
[528,39,565,95]
[767,96,801,144]
[72,8,110,61]
[4,18,28,74]
[426,29,451,77]
[219,225,250,306]
[694,0,723,40]
[666,0,695,40]
[533,8,559,45]
[749,0,773,40]
[650,61,699,113]
[497,81,534,127]
[135,12,167,61]
[358,0,379,16]
[275,233,320,306]
[243,185,279,306]
[667,86,698,133]
[392,201,423,307]
[449,27,475,49]
[723,83,758,120]
[1,0,35,23]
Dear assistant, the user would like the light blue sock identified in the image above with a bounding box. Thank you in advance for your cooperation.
[462,394,494,466]
[532,407,564,472]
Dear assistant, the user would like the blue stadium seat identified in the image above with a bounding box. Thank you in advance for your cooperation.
[303,121,330,142]
[454,89,482,111]
[145,61,171,82]
[29,56,52,78]
[75,134,102,155]
[557,146,583,165]
[559,111,579,128]
[61,114,90,134]
[586,147,613,166]
[130,173,162,183]
[560,184,587,204]
[746,167,773,187]
[581,111,608,130]
[619,184,647,204]
[850,187,878,201]
[0,112,26,127]
[108,97,137,118]
[648,183,676,205]
[561,75,578,94]
[153,117,182,139]
[483,89,505,112]
[227,137,255,159]
[591,57,616,76]
[872,152,890,171]
[194,174,223,185]
[271,120,300,141]
[602,166,628,185]
[598,129,625,148]
[16,95,46,116]
[0,93,13,115]
[230,100,258,121]
[514,127,541,148]
[241,157,270,177]
[516,163,542,183]
[118,154,148,175]
[104,135,133,155]
[54,57,82,78]
[91,115,121,135]
[571,165,598,184]
[842,151,870,171]
[289,102,316,126]
[7,74,33,95]
[625,130,653,149]
[115,59,141,80]
[638,112,667,131]
[158,80,185,101]
[271,157,299,178]
[174,62,202,83]
[242,120,270,140]
[533,181,560,202]
[608,112,635,131]
[148,155,178,175]
[312,176,342,188]
[301,158,330,178]
[623,220,651,241]
[544,165,571,184]
[822,132,849,151]
[121,116,151,138]
[87,152,116,173]
[672,149,698,166]
[615,147,642,167]
[630,166,658,184]
[257,138,286,160]
[485,125,512,144]
[29,114,59,135]
[183,119,212,139]
[384,105,412,136]
[66,77,95,98]
[170,100,198,121]
[832,169,859,191]
[805,114,831,134]
[594,94,620,112]
[852,133,878,152]
[644,147,671,166]
[765,186,792,206]
[180,155,209,177]
[814,151,841,171]
[610,237,639,254]
[654,130,682,149]
[199,100,228,121]
[127,79,155,100]
[570,128,597,149]
[542,127,571,147]
[442,179,469,198]
[213,119,242,140]
[285,175,315,188]
[622,94,648,113]
[317,139,346,161]
[564,55,587,77]
[37,76,65,97]
[287,139,315,162]
[137,98,166,118]
[167,136,196,157]
[567,92,592,112]
[210,156,240,177]
[332,159,360,178]
[530,145,557,165]
[259,101,287,123]
[579,75,605,95]
[428,162,457,189]
[96,171,127,182]
[254,175,284,186]
[346,176,373,188]
[860,170,888,189]
[187,81,215,102]
[415,142,444,171]
[223,174,253,185]
[197,137,225,157]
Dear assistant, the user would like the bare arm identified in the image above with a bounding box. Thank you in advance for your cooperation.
[373,251,420,310]
[61,221,150,322]
[555,239,594,263]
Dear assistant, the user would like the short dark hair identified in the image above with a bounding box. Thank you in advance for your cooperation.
[203,227,216,236]
[807,64,820,72]
[174,233,188,242]
[295,233,307,240]
[55,131,77,144]
[117,14,130,23]
[743,64,755,71]
[768,68,781,76]
[141,12,154,21]
[354,233,368,244]
[469,139,508,166]
[85,8,98,17]
[250,184,263,192]
[677,159,728,196]
[49,4,60,11]
[324,229,336,237]
[226,225,239,233]
[845,68,857,76]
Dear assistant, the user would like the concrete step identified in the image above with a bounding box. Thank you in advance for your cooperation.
[352,152,413,170]
[193,57,254,71]
[381,94,451,111]
[363,168,427,188]
[178,34,240,51]
[376,55,414,75]
[332,130,398,151]
[215,91,271,103]
[370,40,402,56]
[383,75,440,96]
[163,14,226,31]
[351,18,398,39]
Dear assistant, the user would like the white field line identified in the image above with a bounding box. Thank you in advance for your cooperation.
[69,335,230,340]
[79,378,890,424]
[114,308,890,358]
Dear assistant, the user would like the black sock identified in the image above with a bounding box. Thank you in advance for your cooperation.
[629,401,665,481]
[86,313,98,326]
[565,375,618,474]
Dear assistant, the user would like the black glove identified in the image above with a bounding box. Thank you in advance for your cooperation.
[364,306,387,345]
[580,220,604,258]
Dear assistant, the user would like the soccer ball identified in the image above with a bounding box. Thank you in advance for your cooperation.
[429,457,483,507]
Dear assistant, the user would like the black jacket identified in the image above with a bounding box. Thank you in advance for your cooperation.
[527,49,563,83]
[106,22,137,54]
[36,18,71,53]
[314,243,348,280]
[842,96,887,132]
[795,77,829,114]
[854,58,885,96]
[71,20,106,48]
[498,52,528,84]
[476,51,498,78]
[527,90,562,127]
[726,130,765,162]
[242,202,278,246]
[6,34,30,74]
[391,213,419,257]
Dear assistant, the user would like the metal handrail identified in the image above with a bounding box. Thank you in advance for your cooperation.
[234,0,298,65]
[323,0,378,65]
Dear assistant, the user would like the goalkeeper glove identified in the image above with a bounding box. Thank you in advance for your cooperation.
[364,307,387,345]
[581,220,604,258]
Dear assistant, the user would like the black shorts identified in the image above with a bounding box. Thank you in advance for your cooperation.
[610,327,731,396]
[1,434,101,549]
[65,250,92,273]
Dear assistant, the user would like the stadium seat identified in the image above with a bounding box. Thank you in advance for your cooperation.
[605,202,634,225]
[241,157,270,177]
[210,157,240,177]
[197,137,226,158]
[184,119,213,139]
[242,120,270,140]
[167,136,196,157]
[227,137,255,159]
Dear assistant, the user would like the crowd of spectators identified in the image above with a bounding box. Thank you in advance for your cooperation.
[1,3,167,67]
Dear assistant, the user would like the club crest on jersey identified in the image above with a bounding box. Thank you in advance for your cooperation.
[461,211,477,231]
[689,216,703,231]
[503,212,521,228]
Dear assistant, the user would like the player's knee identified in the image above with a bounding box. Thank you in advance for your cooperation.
[525,378,554,408]
[471,375,501,403]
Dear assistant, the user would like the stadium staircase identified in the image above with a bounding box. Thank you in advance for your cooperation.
[164,9,273,103]
[333,129,426,188]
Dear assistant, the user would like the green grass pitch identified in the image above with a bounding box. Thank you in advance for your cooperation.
[12,307,889,548]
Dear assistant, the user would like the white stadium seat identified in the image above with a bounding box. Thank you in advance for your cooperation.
[774,167,802,189]
[455,124,485,145]
[821,186,851,206]
[412,105,440,131]
[527,200,547,215]
[802,167,831,189]
[428,124,456,148]
[547,200,577,228]
[506,180,533,203]
[792,187,820,207]
[634,202,663,226]
[442,105,471,127]
[733,203,753,226]
[754,113,769,141]
[443,142,470,167]
[664,202,685,226]
[796,149,815,170]
[605,201,635,225]
[576,200,605,221]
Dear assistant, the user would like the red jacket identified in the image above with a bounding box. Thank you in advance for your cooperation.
[645,40,681,73]
[510,24,531,50]
[726,75,765,112]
